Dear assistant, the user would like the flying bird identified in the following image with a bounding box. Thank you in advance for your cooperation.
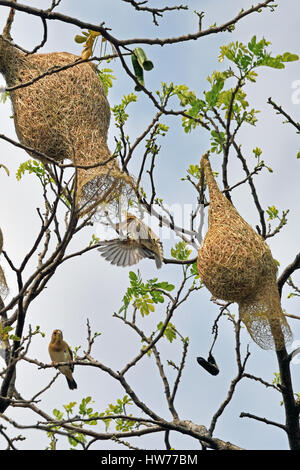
[48,329,77,390]
[98,213,164,269]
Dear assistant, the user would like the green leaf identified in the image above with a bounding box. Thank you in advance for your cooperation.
[16,159,47,181]
[171,241,191,261]
[8,334,21,341]
[154,281,175,292]
[157,321,177,343]
[287,293,295,299]
[63,402,77,414]
[190,262,199,278]
[129,271,138,281]
[253,147,262,158]
[74,35,86,44]
[53,408,64,420]
[260,55,285,69]
[89,234,100,247]
[281,52,299,62]
[119,271,176,316]
[187,164,201,179]
[111,93,137,127]
[68,436,79,447]
[135,294,155,317]
[0,91,9,104]
[272,372,281,386]
[131,54,144,91]
[246,70,258,82]
[266,205,279,220]
[219,36,298,75]
[96,68,116,95]
[210,130,225,154]
[134,47,154,71]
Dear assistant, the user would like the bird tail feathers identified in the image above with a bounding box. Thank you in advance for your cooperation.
[66,377,77,390]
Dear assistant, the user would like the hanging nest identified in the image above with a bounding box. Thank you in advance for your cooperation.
[0,36,134,215]
[197,153,292,350]
[0,228,8,298]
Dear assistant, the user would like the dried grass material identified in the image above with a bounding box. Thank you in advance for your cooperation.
[197,154,292,350]
[0,266,8,298]
[0,37,134,214]
[0,228,8,298]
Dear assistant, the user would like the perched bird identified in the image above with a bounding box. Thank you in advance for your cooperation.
[98,213,164,269]
[48,329,77,390]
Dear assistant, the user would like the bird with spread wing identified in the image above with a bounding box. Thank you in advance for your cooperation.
[97,213,163,269]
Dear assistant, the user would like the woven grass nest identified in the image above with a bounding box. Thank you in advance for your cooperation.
[197,154,292,350]
[0,36,134,215]
[0,228,8,298]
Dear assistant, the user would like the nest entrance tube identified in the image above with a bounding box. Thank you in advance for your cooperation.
[0,38,135,216]
[197,154,292,350]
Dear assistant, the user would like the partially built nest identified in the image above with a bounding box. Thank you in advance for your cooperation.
[0,228,8,298]
[197,154,292,350]
[0,36,134,215]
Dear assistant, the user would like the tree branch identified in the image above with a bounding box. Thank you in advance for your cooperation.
[268,97,300,132]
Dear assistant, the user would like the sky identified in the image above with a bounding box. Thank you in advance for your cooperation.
[0,0,300,450]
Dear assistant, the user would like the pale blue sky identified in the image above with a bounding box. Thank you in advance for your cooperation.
[0,0,299,450]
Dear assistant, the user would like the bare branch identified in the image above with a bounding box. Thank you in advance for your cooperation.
[122,0,188,26]
[240,412,286,431]
[209,320,250,435]
[278,253,300,297]
[0,1,277,47]
[268,97,300,132]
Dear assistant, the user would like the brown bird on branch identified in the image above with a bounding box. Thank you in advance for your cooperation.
[98,213,163,269]
[48,329,77,390]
